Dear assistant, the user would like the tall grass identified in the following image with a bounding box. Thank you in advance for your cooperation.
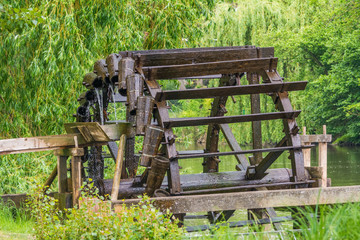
[0,202,33,235]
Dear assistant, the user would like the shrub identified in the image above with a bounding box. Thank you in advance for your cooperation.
[28,185,183,239]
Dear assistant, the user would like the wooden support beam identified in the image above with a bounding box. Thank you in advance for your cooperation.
[302,127,311,167]
[267,71,306,181]
[111,134,126,201]
[155,82,307,101]
[144,58,278,80]
[135,47,274,67]
[119,45,264,58]
[220,124,249,171]
[70,148,84,206]
[177,145,312,159]
[246,136,288,179]
[319,125,328,187]
[248,71,262,165]
[43,165,58,193]
[144,79,181,194]
[113,186,360,214]
[165,111,301,128]
[0,123,131,155]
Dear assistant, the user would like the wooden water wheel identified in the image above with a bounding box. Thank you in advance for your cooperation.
[76,46,314,229]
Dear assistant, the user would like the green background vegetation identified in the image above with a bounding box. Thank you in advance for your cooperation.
[0,0,359,190]
[0,0,360,238]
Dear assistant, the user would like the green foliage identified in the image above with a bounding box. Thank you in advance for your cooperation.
[28,184,183,239]
[0,201,33,235]
[295,203,360,239]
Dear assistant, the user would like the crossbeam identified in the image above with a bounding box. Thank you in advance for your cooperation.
[165,111,301,128]
[0,123,131,155]
[144,58,278,80]
[112,186,360,214]
[176,145,313,159]
[136,47,274,67]
[156,82,307,101]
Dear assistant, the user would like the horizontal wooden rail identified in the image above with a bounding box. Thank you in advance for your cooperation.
[113,186,360,214]
[136,47,274,67]
[176,145,313,159]
[144,58,278,80]
[119,45,256,58]
[164,111,301,128]
[0,123,131,155]
[156,81,307,101]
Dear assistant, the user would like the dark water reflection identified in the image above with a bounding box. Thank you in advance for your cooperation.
[177,143,360,187]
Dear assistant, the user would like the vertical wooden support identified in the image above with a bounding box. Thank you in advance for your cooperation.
[203,75,230,172]
[54,149,72,210]
[247,72,262,165]
[111,134,126,201]
[319,125,328,187]
[69,148,84,207]
[302,126,311,167]
[57,156,68,194]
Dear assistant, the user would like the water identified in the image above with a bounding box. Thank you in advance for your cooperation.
[109,85,117,121]
[94,88,104,125]
[177,143,360,187]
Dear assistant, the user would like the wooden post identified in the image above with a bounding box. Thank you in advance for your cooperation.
[69,146,84,206]
[319,125,328,187]
[302,126,311,167]
[54,149,71,210]
[111,134,126,201]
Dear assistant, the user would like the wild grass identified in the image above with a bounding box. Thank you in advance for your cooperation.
[0,202,33,236]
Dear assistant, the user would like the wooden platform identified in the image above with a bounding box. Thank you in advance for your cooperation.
[112,186,360,214]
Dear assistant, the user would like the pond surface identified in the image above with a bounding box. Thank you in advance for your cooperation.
[177,143,360,187]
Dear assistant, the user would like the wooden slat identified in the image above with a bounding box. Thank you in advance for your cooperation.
[176,145,313,159]
[144,58,278,80]
[300,134,332,143]
[0,123,130,155]
[113,185,360,214]
[119,46,255,57]
[138,47,274,66]
[156,81,307,101]
[165,111,301,128]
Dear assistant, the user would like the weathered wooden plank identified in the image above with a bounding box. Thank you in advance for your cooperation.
[144,79,182,194]
[43,165,58,193]
[177,145,313,159]
[57,156,68,194]
[156,82,307,101]
[267,71,306,181]
[119,45,256,57]
[113,186,360,214]
[144,58,278,80]
[300,135,332,143]
[165,111,301,128]
[72,154,83,206]
[248,71,262,164]
[203,76,230,173]
[0,123,130,155]
[219,124,249,171]
[111,134,126,201]
[137,47,274,66]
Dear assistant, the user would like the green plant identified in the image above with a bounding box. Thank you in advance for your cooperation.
[28,184,183,239]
